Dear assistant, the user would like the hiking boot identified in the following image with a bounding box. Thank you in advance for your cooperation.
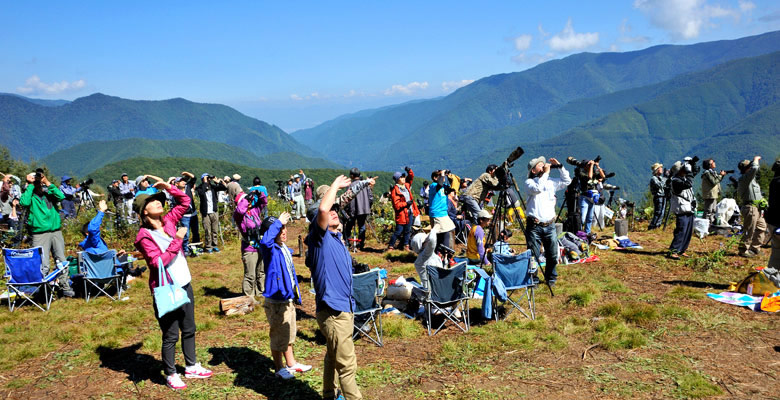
[275,367,295,380]
[184,363,213,379]
[166,373,187,390]
[289,363,312,373]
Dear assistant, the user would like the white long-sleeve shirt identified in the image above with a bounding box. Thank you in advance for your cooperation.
[524,167,571,223]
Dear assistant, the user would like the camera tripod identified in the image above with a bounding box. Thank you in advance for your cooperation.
[480,162,527,269]
[76,188,97,217]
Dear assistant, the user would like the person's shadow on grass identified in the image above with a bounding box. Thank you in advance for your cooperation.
[96,343,166,386]
[208,346,321,399]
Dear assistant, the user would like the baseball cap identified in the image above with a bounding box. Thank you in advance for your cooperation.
[393,171,404,182]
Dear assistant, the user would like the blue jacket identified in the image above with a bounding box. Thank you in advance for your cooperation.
[79,211,109,254]
[428,182,449,218]
[260,219,301,304]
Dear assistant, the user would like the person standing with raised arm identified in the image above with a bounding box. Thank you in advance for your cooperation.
[524,156,571,292]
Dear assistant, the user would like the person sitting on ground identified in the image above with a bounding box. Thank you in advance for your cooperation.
[460,164,500,222]
[133,178,212,390]
[135,175,161,197]
[195,174,227,253]
[410,225,442,290]
[234,185,268,297]
[59,175,77,219]
[388,167,420,251]
[668,158,700,260]
[20,170,75,297]
[467,209,492,266]
[258,211,312,380]
[737,156,768,258]
[493,229,514,256]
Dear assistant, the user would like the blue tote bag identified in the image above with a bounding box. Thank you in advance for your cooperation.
[153,258,190,318]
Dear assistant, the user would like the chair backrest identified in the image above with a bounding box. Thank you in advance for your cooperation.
[352,270,381,313]
[80,250,118,279]
[493,250,535,288]
[3,247,44,284]
[427,261,467,303]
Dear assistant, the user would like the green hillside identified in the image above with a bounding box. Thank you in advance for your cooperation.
[464,52,780,198]
[86,157,399,198]
[292,30,780,170]
[41,138,342,176]
[0,93,318,161]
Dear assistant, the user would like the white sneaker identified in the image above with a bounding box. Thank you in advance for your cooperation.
[275,367,295,380]
[289,363,312,373]
[184,362,213,379]
[166,373,187,390]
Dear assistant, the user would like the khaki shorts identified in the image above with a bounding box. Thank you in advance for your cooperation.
[264,300,297,352]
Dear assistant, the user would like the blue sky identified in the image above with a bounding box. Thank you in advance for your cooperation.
[1,1,778,132]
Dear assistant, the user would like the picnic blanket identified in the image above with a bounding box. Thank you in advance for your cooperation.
[707,292,763,311]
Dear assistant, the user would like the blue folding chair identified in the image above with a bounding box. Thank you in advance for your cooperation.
[3,247,67,312]
[78,250,123,302]
[422,262,471,336]
[352,269,385,347]
[492,251,537,320]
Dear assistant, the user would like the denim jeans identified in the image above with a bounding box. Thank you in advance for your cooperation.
[389,210,413,248]
[579,196,595,233]
[648,196,666,230]
[525,222,558,283]
[180,215,192,255]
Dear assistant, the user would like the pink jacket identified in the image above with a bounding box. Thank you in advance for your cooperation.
[134,187,190,291]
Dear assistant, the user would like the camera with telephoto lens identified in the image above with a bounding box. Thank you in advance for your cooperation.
[566,155,602,167]
[80,178,94,190]
[723,170,735,174]
[493,146,525,190]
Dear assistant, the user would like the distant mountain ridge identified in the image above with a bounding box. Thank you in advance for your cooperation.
[42,138,343,177]
[292,30,780,172]
[0,93,319,163]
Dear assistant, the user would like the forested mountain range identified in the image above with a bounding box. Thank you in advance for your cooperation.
[0,93,319,162]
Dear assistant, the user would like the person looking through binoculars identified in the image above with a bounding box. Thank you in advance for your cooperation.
[524,156,571,292]
[701,159,729,224]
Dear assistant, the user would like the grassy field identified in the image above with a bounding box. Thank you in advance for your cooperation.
[0,208,777,399]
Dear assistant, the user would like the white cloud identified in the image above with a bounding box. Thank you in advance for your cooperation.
[609,44,620,52]
[441,79,474,92]
[547,18,599,52]
[383,81,429,96]
[537,24,549,38]
[633,0,742,40]
[738,0,755,12]
[290,94,303,101]
[618,18,651,44]
[511,52,555,65]
[513,34,532,51]
[16,75,86,96]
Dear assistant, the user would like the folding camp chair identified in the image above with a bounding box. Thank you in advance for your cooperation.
[3,247,67,312]
[352,269,385,346]
[422,262,471,336]
[454,221,470,246]
[78,250,123,302]
[492,251,537,320]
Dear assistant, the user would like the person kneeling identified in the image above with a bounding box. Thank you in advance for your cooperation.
[258,212,312,380]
